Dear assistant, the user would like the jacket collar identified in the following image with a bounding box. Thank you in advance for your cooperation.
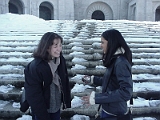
[114,47,125,55]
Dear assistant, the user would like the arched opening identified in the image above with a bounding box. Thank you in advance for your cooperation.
[9,3,18,13]
[86,2,113,20]
[40,6,51,20]
[92,10,105,20]
[9,0,23,14]
[155,6,160,21]
[39,2,53,20]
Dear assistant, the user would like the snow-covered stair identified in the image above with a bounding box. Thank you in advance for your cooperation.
[0,14,160,120]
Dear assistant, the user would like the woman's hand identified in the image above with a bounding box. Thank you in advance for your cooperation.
[82,95,90,105]
[81,91,95,105]
[82,75,91,84]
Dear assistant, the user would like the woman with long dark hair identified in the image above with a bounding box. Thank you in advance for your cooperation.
[82,29,133,120]
[23,32,71,120]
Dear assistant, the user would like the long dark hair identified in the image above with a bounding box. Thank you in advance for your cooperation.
[101,29,132,67]
[33,32,63,61]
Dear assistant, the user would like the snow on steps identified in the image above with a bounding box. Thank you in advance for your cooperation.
[0,19,160,119]
[0,86,160,119]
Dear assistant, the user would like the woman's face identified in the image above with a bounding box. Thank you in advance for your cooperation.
[101,37,108,54]
[48,39,62,58]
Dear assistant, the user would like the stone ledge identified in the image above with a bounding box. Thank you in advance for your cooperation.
[0,80,24,87]
[0,78,160,87]
[1,102,160,119]
[0,102,29,119]
[1,86,160,102]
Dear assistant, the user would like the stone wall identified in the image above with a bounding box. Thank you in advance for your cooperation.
[0,0,160,21]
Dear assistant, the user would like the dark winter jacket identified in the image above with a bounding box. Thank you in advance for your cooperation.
[94,55,133,115]
[24,54,71,120]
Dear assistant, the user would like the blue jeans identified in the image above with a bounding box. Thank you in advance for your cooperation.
[34,109,60,120]
[100,110,117,120]
[101,110,114,118]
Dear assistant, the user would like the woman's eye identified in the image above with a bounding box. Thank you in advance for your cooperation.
[53,44,57,48]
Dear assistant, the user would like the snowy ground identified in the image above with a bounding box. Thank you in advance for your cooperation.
[0,13,160,120]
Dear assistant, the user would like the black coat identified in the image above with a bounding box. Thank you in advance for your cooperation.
[94,55,133,115]
[24,55,71,120]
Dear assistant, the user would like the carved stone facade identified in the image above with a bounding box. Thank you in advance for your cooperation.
[0,0,160,21]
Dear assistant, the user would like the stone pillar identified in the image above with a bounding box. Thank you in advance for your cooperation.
[58,0,74,20]
[119,0,129,19]
[30,0,39,17]
[24,0,31,15]
[136,0,154,21]
[128,0,136,20]
[145,0,154,21]
[0,1,4,14]
[64,0,74,20]
[58,0,65,20]
[2,0,9,14]
[136,0,146,21]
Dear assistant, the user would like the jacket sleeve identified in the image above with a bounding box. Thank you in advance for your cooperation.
[95,61,133,104]
[93,76,103,86]
[24,63,51,120]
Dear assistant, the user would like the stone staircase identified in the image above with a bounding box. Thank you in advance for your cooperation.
[0,15,160,119]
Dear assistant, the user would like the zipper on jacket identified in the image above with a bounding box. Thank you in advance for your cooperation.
[58,76,67,109]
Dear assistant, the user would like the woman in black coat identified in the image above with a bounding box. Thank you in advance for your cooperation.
[23,32,71,120]
[82,29,133,120]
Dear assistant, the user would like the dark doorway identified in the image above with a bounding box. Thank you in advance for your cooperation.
[9,3,18,13]
[9,0,23,14]
[92,10,105,20]
[155,7,160,21]
[39,6,51,20]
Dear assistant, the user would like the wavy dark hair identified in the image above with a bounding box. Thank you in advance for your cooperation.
[101,29,132,67]
[32,32,63,61]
